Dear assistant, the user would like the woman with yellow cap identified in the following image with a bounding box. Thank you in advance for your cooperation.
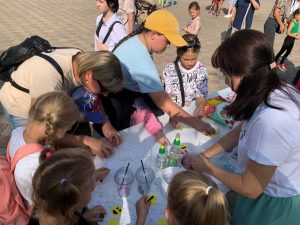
[101,10,215,135]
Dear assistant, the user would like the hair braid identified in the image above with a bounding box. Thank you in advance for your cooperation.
[45,113,56,151]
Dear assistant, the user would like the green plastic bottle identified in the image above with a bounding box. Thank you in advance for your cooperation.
[168,137,181,167]
[156,145,167,169]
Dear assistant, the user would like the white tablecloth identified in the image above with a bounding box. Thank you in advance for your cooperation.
[89,89,237,225]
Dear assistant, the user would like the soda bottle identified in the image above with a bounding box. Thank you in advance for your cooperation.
[156,145,167,169]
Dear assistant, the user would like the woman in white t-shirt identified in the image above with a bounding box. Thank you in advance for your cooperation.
[188,30,300,225]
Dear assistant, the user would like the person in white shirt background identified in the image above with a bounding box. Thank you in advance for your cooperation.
[95,0,127,51]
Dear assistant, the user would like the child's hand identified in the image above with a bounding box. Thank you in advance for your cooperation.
[204,104,216,117]
[169,118,181,129]
[135,196,151,225]
[83,205,106,222]
[102,121,122,146]
[296,35,300,40]
[85,137,114,158]
[96,40,109,51]
[155,131,170,146]
[95,167,110,182]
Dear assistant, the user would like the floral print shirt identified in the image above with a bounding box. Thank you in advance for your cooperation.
[163,60,208,107]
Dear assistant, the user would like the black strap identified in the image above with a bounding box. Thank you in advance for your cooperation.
[174,60,185,107]
[96,17,104,38]
[103,21,121,44]
[96,17,121,44]
[10,54,64,94]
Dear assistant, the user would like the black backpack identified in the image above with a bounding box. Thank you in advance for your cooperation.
[0,35,80,93]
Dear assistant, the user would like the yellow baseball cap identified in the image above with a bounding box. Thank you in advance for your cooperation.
[144,10,187,47]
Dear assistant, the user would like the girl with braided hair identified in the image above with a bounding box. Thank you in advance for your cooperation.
[7,92,109,224]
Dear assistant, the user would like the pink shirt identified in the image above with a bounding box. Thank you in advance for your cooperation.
[185,16,201,36]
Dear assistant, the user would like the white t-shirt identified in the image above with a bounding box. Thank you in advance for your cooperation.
[9,127,41,206]
[95,14,127,51]
[237,87,300,197]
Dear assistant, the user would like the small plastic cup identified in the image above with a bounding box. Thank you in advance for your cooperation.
[114,167,134,197]
[135,166,155,195]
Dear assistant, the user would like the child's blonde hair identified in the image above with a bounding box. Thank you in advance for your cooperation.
[32,147,95,225]
[28,91,80,151]
[168,171,228,225]
[74,51,123,93]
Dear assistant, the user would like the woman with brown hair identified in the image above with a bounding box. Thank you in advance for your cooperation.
[189,29,300,225]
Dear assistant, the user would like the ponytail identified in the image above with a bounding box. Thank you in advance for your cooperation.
[167,171,229,225]
[202,187,228,225]
[32,148,95,225]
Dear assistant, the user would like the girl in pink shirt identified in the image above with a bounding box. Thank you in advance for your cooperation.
[183,2,201,36]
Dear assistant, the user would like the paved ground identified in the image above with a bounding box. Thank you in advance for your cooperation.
[0,0,299,154]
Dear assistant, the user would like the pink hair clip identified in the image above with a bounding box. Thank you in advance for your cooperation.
[46,151,53,158]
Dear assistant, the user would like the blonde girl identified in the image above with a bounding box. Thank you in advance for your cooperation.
[95,0,127,51]
[29,147,106,225]
[9,92,109,208]
[135,171,229,225]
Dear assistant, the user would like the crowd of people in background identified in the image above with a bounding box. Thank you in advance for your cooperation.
[0,0,300,225]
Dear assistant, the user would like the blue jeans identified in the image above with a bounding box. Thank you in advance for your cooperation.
[0,104,27,129]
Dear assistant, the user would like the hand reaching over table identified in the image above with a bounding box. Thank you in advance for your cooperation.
[83,205,106,223]
[102,121,122,146]
[84,136,115,158]
[135,196,151,225]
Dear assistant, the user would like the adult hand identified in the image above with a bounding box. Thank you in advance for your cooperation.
[181,153,193,170]
[102,121,122,146]
[296,35,300,40]
[169,117,181,129]
[191,154,211,173]
[194,104,205,119]
[83,205,106,222]
[135,196,150,225]
[85,136,114,158]
[95,167,110,182]
[196,120,216,135]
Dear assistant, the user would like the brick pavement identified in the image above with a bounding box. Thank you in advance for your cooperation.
[0,0,299,154]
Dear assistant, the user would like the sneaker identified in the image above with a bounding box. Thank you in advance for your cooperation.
[224,14,232,18]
